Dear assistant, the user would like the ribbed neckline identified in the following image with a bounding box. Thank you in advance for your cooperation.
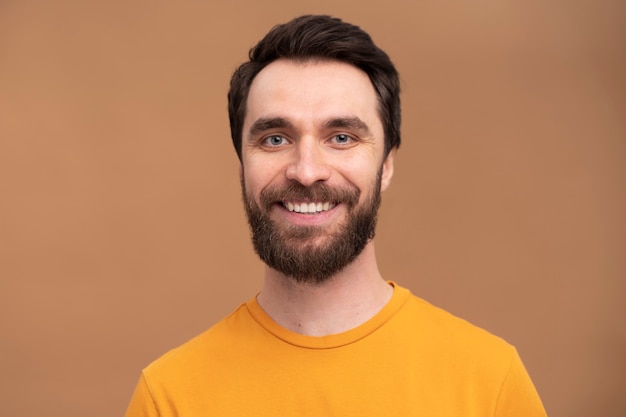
[245,282,410,349]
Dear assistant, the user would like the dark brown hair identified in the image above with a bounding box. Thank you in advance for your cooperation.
[227,15,401,160]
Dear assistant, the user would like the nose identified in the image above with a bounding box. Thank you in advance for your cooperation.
[285,138,331,186]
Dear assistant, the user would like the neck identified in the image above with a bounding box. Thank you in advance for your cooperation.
[256,242,393,336]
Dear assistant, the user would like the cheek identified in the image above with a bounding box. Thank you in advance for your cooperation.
[242,174,259,200]
[339,157,380,185]
[242,162,274,199]
[244,154,291,186]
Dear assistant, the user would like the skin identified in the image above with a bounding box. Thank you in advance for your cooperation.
[241,59,396,336]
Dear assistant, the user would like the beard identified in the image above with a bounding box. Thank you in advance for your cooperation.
[242,171,382,285]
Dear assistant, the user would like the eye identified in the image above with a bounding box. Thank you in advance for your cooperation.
[263,135,287,146]
[330,134,354,145]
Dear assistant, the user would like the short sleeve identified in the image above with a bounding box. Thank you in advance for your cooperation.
[494,350,547,417]
[124,373,160,417]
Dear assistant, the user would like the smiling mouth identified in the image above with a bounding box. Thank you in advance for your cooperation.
[282,201,337,214]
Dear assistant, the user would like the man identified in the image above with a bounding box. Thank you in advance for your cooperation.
[125,15,546,416]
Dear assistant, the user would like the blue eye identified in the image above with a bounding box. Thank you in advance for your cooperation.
[265,135,285,146]
[333,134,352,144]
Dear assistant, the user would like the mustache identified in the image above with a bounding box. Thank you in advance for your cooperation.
[259,182,360,210]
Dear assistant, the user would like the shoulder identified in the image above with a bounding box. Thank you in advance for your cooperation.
[394,286,517,366]
[141,302,251,382]
[389,286,546,415]
[128,301,263,414]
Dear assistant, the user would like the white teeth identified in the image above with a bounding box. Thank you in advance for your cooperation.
[283,201,336,214]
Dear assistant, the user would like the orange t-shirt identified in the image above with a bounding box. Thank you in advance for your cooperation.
[125,283,546,416]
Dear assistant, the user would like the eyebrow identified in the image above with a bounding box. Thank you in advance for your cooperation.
[248,117,292,139]
[247,116,372,139]
[323,117,371,135]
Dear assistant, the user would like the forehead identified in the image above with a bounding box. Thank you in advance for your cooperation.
[244,59,382,133]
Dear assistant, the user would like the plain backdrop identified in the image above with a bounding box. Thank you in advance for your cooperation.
[1,1,625,416]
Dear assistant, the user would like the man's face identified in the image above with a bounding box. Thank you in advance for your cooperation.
[240,59,395,284]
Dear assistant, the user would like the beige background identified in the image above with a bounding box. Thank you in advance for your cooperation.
[1,1,624,416]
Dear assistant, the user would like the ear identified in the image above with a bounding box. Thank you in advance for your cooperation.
[380,148,396,192]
